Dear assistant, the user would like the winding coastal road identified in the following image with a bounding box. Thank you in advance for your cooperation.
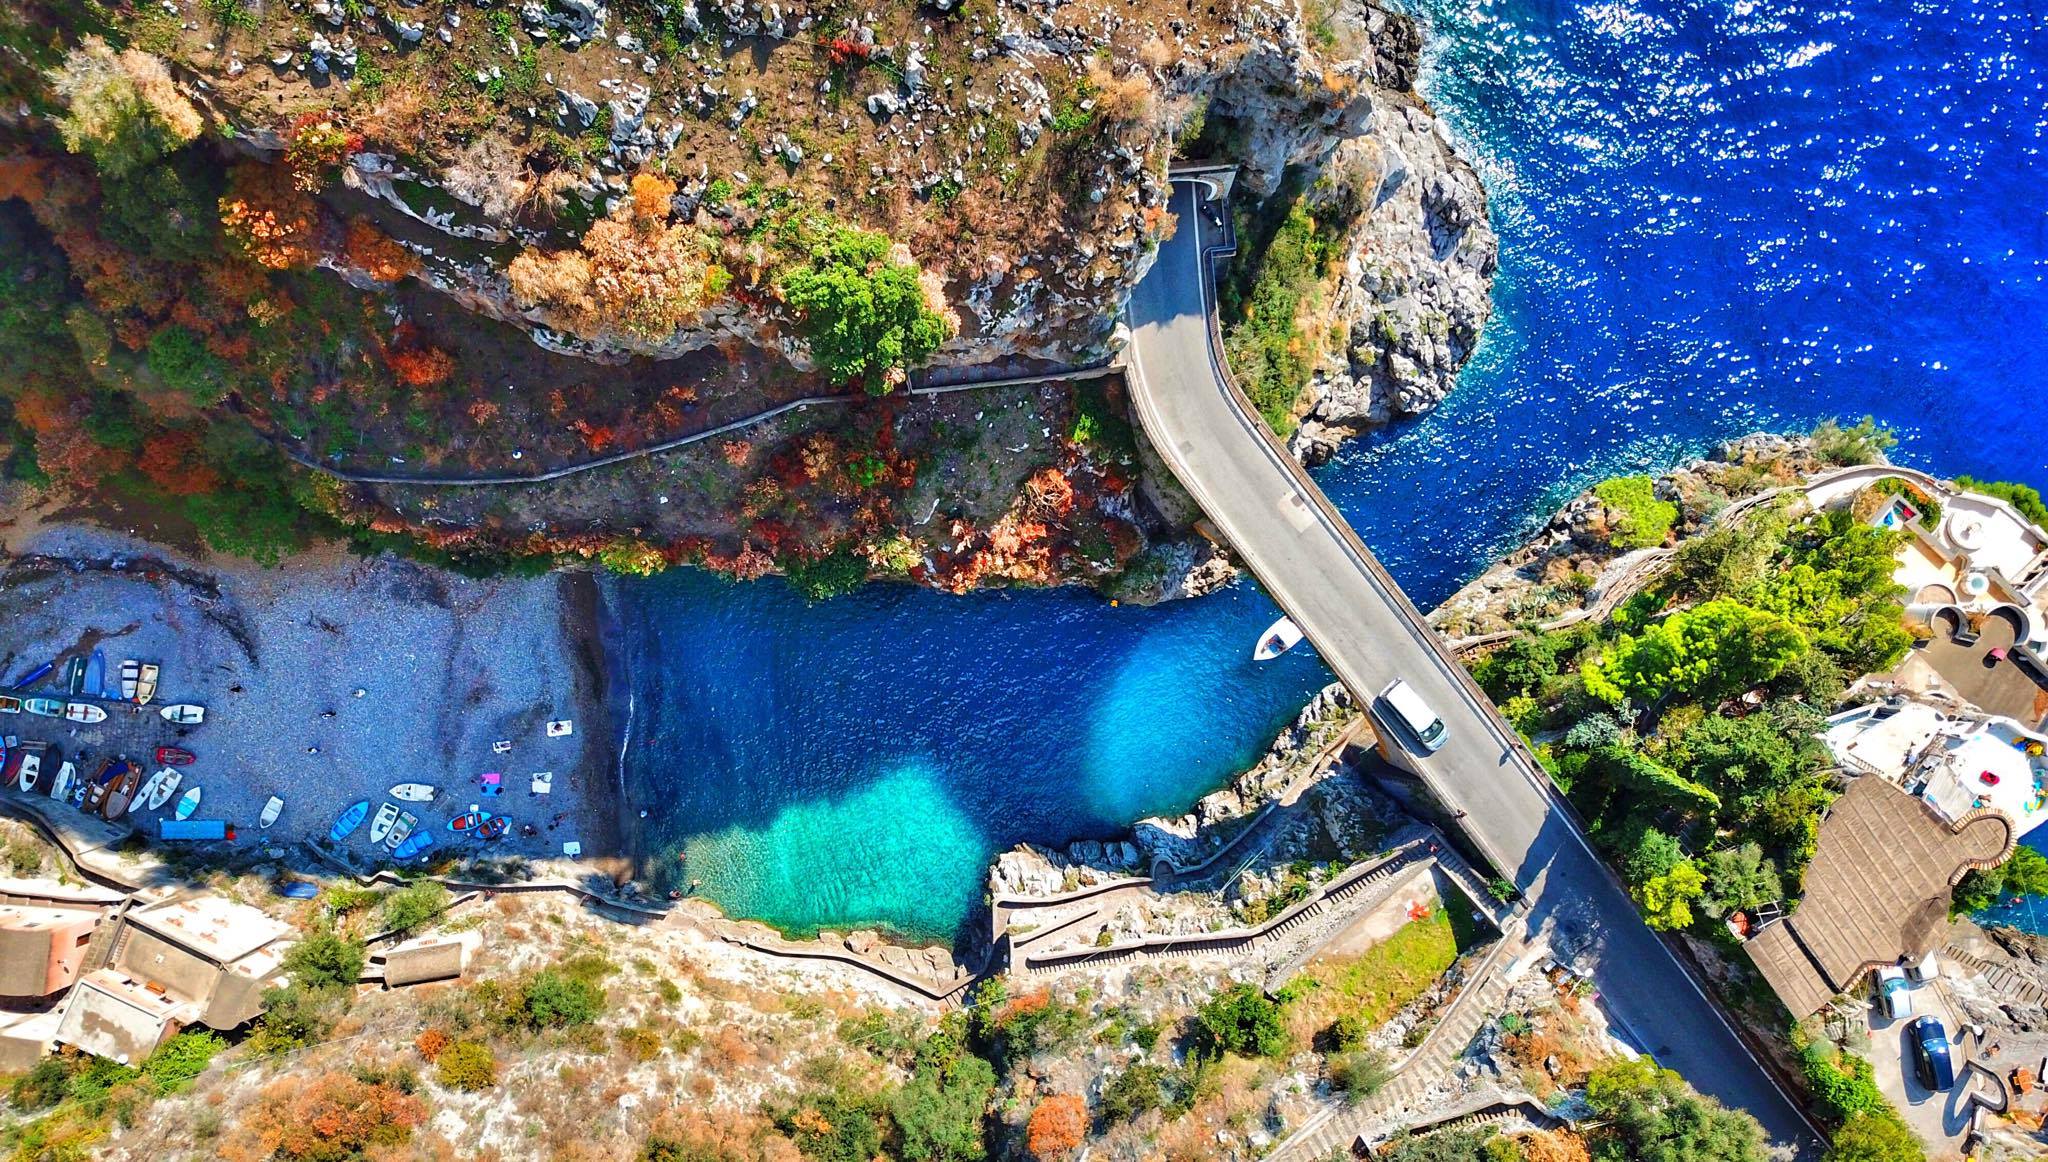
[1127,178,1819,1152]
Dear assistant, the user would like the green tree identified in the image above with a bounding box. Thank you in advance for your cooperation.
[1700,844,1784,917]
[379,881,449,935]
[1636,860,1707,931]
[1100,1062,1177,1123]
[779,224,950,391]
[1194,983,1287,1059]
[1810,417,1896,467]
[140,1030,223,1094]
[1593,475,1679,550]
[1953,845,2048,913]
[1956,476,2048,528]
[889,1053,995,1161]
[1621,828,1683,887]
[1583,599,1807,708]
[1586,1059,1767,1162]
[1825,1109,1925,1162]
[1671,708,1824,827]
[50,38,203,178]
[777,1088,888,1162]
[144,324,229,406]
[283,930,367,990]
[518,969,605,1028]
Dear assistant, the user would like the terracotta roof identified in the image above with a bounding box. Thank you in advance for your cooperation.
[1746,776,2014,1016]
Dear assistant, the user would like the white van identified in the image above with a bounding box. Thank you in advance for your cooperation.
[1379,679,1448,752]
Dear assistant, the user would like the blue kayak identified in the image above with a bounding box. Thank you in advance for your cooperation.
[392,833,434,860]
[277,881,320,900]
[11,661,51,690]
[328,800,369,842]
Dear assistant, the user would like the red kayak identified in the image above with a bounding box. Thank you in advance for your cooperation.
[154,746,195,767]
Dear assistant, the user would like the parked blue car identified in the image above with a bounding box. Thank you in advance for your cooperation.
[1909,1015,1954,1091]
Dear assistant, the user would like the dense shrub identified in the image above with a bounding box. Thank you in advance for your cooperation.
[1024,1094,1087,1159]
[50,39,202,178]
[1954,845,2048,913]
[1593,475,1678,549]
[434,1041,497,1091]
[889,1052,994,1162]
[283,930,367,990]
[777,220,951,391]
[516,968,605,1029]
[1328,1049,1393,1103]
[223,1071,426,1160]
[1585,1058,1767,1162]
[1193,983,1287,1059]
[1956,475,2048,528]
[1825,1108,1925,1162]
[140,1031,223,1095]
[378,880,449,935]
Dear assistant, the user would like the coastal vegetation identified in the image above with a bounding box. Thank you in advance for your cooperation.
[1220,171,1350,434]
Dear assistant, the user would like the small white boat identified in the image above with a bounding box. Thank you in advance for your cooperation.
[385,810,417,850]
[138,768,167,806]
[62,703,106,724]
[159,704,204,725]
[389,783,438,803]
[174,787,201,821]
[144,769,181,811]
[49,762,75,803]
[119,660,139,703]
[16,753,39,793]
[368,801,401,845]
[259,795,284,828]
[135,664,158,706]
[1252,616,1305,662]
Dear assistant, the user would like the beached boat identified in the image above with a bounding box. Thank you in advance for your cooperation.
[99,765,140,820]
[138,769,167,807]
[259,795,284,828]
[154,746,195,767]
[368,802,400,845]
[389,783,437,803]
[446,809,486,834]
[50,762,75,803]
[159,704,204,725]
[16,751,39,794]
[0,697,18,714]
[11,661,51,690]
[385,811,417,849]
[393,833,434,860]
[277,881,319,900]
[84,651,105,699]
[135,664,158,706]
[63,703,106,725]
[119,660,139,703]
[64,658,84,696]
[0,752,22,792]
[145,770,181,811]
[477,815,510,841]
[174,787,201,821]
[328,800,370,842]
[1252,616,1305,662]
[22,698,64,718]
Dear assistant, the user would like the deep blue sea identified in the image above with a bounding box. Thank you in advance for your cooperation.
[615,0,2048,941]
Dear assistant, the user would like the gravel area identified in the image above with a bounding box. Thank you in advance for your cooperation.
[0,525,618,868]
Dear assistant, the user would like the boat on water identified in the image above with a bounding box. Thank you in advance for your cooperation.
[159,704,204,725]
[119,660,139,703]
[1252,616,1305,662]
[84,651,105,699]
[446,809,487,834]
[328,800,370,842]
[63,703,106,725]
[174,787,201,821]
[368,802,400,845]
[21,698,64,718]
[154,746,195,767]
[0,697,18,714]
[100,765,141,820]
[259,795,284,828]
[385,811,417,849]
[135,664,158,706]
[392,833,434,860]
[389,783,437,803]
[477,815,510,841]
[11,661,51,690]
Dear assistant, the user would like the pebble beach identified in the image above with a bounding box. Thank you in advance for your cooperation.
[0,523,620,871]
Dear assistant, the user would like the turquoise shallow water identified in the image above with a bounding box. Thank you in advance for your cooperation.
[617,0,2048,941]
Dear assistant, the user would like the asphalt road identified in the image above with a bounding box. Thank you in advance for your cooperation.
[1125,178,1820,1152]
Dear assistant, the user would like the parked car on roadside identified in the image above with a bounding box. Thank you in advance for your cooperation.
[1909,1015,1955,1092]
[1875,965,1913,1019]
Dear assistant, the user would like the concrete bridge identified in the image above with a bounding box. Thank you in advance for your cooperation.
[1126,175,1820,1154]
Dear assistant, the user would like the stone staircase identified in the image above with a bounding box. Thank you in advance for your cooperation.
[1943,944,2048,1007]
[1271,935,1525,1162]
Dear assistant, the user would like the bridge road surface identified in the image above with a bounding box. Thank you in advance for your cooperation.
[1125,178,1819,1153]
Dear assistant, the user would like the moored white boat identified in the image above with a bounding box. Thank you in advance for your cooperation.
[259,795,284,828]
[1252,616,1305,662]
[16,753,39,793]
[368,802,400,845]
[119,660,139,703]
[386,810,417,849]
[145,770,182,811]
[21,698,63,718]
[135,664,158,705]
[390,783,438,803]
[63,702,106,724]
[159,704,204,725]
[50,762,75,803]
[174,787,202,821]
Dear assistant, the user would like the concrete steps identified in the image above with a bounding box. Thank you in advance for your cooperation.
[1943,944,2048,1007]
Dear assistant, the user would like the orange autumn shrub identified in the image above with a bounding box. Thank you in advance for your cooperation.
[385,344,455,388]
[12,389,121,488]
[413,1027,450,1062]
[0,155,49,203]
[343,219,417,283]
[218,1071,425,1161]
[1522,1131,1594,1162]
[1026,1094,1088,1159]
[219,163,318,270]
[137,428,222,495]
